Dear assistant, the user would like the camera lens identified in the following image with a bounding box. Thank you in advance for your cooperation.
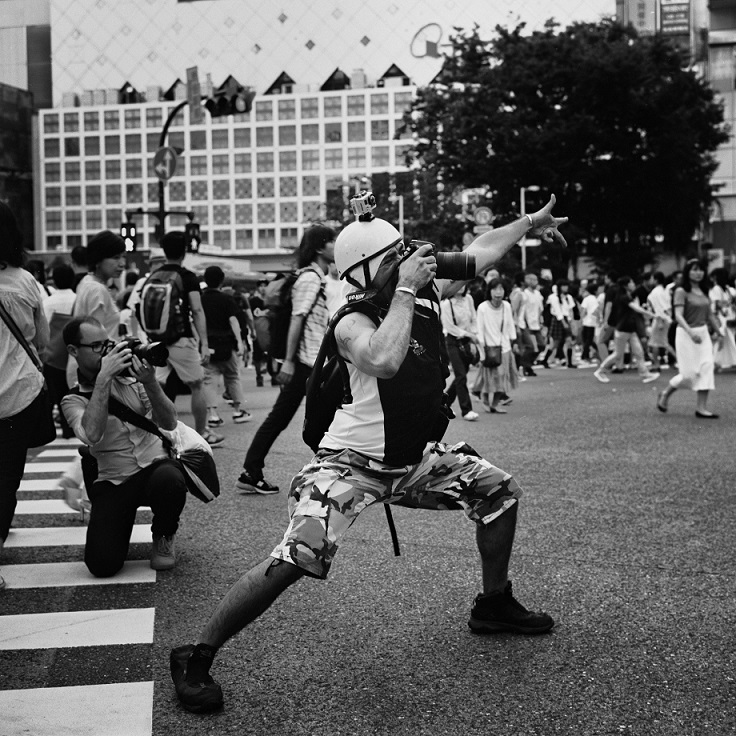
[139,341,169,367]
[435,252,476,281]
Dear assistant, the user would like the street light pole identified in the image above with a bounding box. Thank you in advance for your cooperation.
[520,185,540,270]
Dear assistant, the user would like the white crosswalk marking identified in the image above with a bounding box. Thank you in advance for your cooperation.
[18,479,60,492]
[0,608,156,650]
[0,681,153,736]
[23,462,74,474]
[14,499,80,515]
[4,524,151,548]
[2,560,156,589]
[36,448,81,459]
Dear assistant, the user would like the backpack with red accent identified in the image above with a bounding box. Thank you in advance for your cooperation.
[137,268,188,345]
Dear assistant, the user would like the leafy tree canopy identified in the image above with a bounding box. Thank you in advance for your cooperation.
[407,20,728,275]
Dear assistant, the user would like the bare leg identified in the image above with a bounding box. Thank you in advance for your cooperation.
[199,558,304,648]
[695,389,711,414]
[188,380,208,434]
[476,502,517,594]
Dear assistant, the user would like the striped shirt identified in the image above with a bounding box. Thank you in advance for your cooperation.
[292,265,329,368]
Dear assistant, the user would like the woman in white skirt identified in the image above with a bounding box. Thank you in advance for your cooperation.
[657,258,723,418]
[709,267,736,370]
[476,278,518,413]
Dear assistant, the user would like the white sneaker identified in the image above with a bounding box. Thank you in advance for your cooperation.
[593,370,610,384]
[207,414,224,427]
[641,372,660,384]
[232,410,252,424]
[463,411,479,421]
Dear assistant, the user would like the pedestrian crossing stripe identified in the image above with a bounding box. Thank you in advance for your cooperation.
[0,681,153,736]
[4,524,151,548]
[13,500,151,515]
[35,448,80,459]
[18,479,63,491]
[24,462,75,474]
[0,607,156,650]
[1,559,156,589]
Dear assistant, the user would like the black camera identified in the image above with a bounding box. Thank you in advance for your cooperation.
[405,240,476,281]
[117,337,169,376]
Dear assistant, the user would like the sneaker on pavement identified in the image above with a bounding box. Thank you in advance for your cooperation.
[170,644,224,714]
[151,534,176,571]
[468,581,554,635]
[523,368,537,377]
[222,391,234,405]
[235,471,279,495]
[232,409,252,424]
[593,369,610,384]
[641,372,660,384]
[203,430,225,447]
[207,415,224,427]
[462,411,479,421]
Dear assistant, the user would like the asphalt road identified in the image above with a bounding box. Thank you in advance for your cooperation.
[5,364,736,735]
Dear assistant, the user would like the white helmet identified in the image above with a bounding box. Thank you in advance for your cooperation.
[334,217,402,288]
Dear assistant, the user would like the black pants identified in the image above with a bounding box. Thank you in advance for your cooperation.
[581,326,597,361]
[44,364,72,437]
[445,337,473,416]
[85,458,187,577]
[0,389,47,542]
[244,359,312,476]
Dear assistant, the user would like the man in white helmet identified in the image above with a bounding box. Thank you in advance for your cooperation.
[170,192,568,714]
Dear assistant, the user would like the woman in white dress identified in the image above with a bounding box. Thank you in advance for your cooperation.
[708,267,736,370]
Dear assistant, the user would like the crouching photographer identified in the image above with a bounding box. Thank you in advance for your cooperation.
[61,316,187,577]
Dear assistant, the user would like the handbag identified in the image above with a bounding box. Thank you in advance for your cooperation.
[0,300,57,447]
[448,299,479,366]
[481,306,504,369]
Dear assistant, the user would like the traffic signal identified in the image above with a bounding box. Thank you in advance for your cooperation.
[120,220,137,252]
[185,221,201,252]
[205,86,255,118]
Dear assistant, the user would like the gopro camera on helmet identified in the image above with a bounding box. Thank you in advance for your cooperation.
[405,240,476,281]
[349,190,377,221]
[117,336,169,377]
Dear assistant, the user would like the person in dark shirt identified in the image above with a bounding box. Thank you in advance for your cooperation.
[200,266,250,426]
[247,279,270,387]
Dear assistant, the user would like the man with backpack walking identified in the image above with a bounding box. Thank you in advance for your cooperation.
[234,225,336,494]
[138,231,222,446]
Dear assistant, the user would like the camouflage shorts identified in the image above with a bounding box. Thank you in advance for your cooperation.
[270,441,522,579]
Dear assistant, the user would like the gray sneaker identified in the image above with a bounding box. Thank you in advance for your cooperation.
[151,534,176,571]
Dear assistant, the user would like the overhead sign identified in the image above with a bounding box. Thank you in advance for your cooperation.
[186,66,204,125]
[153,146,178,181]
[473,225,492,234]
[660,0,690,37]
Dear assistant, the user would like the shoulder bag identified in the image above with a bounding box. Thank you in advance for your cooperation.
[449,299,479,366]
[482,305,504,369]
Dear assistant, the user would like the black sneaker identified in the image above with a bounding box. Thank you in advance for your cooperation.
[523,368,537,377]
[170,644,224,714]
[468,581,554,635]
[235,470,279,495]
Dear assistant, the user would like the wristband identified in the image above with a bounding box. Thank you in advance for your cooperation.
[396,286,417,298]
[525,214,534,228]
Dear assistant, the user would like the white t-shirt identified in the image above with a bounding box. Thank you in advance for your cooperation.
[580,294,599,327]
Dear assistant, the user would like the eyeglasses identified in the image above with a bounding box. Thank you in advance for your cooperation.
[77,339,115,354]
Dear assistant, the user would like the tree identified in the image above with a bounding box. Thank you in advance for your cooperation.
[407,20,729,275]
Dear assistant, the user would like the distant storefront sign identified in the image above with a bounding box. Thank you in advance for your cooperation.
[660,0,690,37]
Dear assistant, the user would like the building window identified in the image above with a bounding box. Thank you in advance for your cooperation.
[169,181,186,201]
[84,112,99,131]
[256,128,274,147]
[105,161,121,179]
[235,203,253,224]
[212,129,229,149]
[105,135,121,155]
[325,122,342,143]
[280,177,298,197]
[371,146,390,167]
[234,128,250,148]
[169,131,185,150]
[44,115,59,134]
[255,100,273,121]
[371,94,389,115]
[85,161,101,180]
[348,147,366,168]
[324,96,342,117]
[63,113,79,132]
[258,227,275,247]
[301,124,319,144]
[46,211,62,230]
[280,227,299,248]
[301,97,318,118]
[126,183,143,203]
[44,139,60,158]
[191,205,208,225]
[47,235,63,248]
[347,96,365,116]
[302,176,320,196]
[234,153,251,173]
[303,201,322,221]
[394,91,413,112]
[213,230,232,248]
[66,211,82,230]
[325,149,343,169]
[125,134,142,153]
[190,156,207,176]
[104,110,120,130]
[147,183,158,202]
[279,125,296,146]
[278,100,296,120]
[106,209,119,229]
[65,162,81,181]
[126,160,142,179]
[234,179,252,199]
[191,181,209,200]
[146,108,162,128]
[213,180,230,200]
[279,151,297,171]
[46,187,61,207]
[86,211,103,231]
[85,136,101,156]
[394,118,411,139]
[302,150,320,170]
[212,154,229,175]
[280,202,298,221]
[235,229,252,249]
[65,138,80,157]
[257,178,275,198]
[169,107,185,127]
[45,162,61,182]
[190,130,206,150]
[256,153,274,172]
[86,185,101,205]
[348,121,365,142]
[106,184,121,204]
[66,235,83,248]
[213,205,230,226]
[66,187,82,206]
[371,120,389,141]
[124,110,141,129]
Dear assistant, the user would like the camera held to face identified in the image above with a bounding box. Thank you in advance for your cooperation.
[117,337,169,377]
[404,240,476,281]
